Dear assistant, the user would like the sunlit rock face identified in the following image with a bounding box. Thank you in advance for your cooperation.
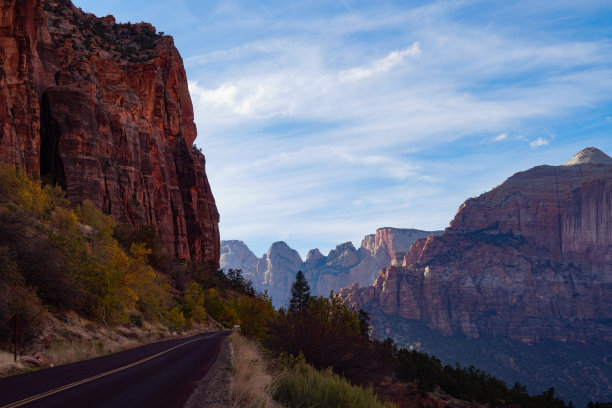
[0,0,219,262]
[339,147,612,343]
[220,240,259,273]
[220,227,441,307]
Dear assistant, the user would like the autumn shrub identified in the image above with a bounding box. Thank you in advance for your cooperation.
[165,306,189,332]
[0,164,66,219]
[181,282,207,323]
[0,245,46,343]
[76,200,115,242]
[202,288,225,319]
[188,260,229,290]
[220,306,240,327]
[0,163,177,330]
[124,243,172,320]
[113,223,169,271]
[235,293,275,339]
[0,213,85,311]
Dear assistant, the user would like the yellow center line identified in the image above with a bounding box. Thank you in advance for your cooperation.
[1,333,219,408]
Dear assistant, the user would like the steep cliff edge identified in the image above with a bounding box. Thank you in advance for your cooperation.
[0,0,219,262]
[339,147,612,343]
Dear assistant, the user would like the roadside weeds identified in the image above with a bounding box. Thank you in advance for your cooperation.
[229,332,280,408]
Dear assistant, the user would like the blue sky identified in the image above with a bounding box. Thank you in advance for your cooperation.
[72,0,612,258]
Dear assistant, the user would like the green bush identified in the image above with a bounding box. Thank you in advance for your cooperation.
[274,361,395,408]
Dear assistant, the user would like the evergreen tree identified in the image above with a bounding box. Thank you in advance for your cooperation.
[289,271,310,313]
[358,309,371,338]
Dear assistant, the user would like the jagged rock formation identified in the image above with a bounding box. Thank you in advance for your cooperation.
[221,240,303,307]
[257,242,304,307]
[220,240,258,273]
[220,227,441,307]
[340,147,612,342]
[338,147,612,403]
[301,228,442,298]
[0,0,219,262]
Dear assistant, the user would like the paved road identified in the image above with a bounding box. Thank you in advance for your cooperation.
[0,331,230,408]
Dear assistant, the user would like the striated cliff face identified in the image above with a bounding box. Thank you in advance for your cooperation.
[220,227,441,307]
[0,0,219,262]
[339,147,612,343]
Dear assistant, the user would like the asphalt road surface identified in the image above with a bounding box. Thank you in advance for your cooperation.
[0,331,230,408]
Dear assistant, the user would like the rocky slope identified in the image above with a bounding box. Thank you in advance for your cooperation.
[339,147,612,403]
[221,227,441,307]
[0,0,219,262]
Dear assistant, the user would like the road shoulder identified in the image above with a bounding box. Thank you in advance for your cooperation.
[183,333,231,408]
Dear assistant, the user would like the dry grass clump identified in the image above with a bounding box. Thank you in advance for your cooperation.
[44,337,140,366]
[0,350,15,366]
[229,332,279,408]
[44,341,94,366]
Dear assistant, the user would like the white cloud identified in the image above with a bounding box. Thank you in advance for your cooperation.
[191,82,237,108]
[530,137,550,148]
[493,133,508,142]
[338,43,421,82]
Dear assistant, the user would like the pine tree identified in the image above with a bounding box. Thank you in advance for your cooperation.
[289,271,310,313]
[358,309,371,338]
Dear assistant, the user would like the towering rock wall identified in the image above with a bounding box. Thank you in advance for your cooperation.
[220,227,441,307]
[0,0,219,262]
[339,148,612,343]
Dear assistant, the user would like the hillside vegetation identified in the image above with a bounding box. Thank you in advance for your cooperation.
[0,164,270,356]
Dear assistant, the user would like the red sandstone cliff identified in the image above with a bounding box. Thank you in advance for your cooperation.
[340,148,612,343]
[0,0,219,262]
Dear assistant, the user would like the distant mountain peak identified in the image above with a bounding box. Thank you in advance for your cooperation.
[562,147,612,166]
[306,248,324,261]
[220,227,442,307]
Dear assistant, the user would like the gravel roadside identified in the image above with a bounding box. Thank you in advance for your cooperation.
[183,334,232,408]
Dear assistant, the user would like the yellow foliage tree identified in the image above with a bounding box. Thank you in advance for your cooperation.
[124,243,171,320]
[182,282,207,323]
[235,292,275,338]
[165,306,189,332]
[76,199,115,242]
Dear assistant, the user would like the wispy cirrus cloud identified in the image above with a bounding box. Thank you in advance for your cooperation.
[178,0,612,256]
[338,43,421,82]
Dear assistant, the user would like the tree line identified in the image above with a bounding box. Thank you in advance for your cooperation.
[254,270,608,408]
